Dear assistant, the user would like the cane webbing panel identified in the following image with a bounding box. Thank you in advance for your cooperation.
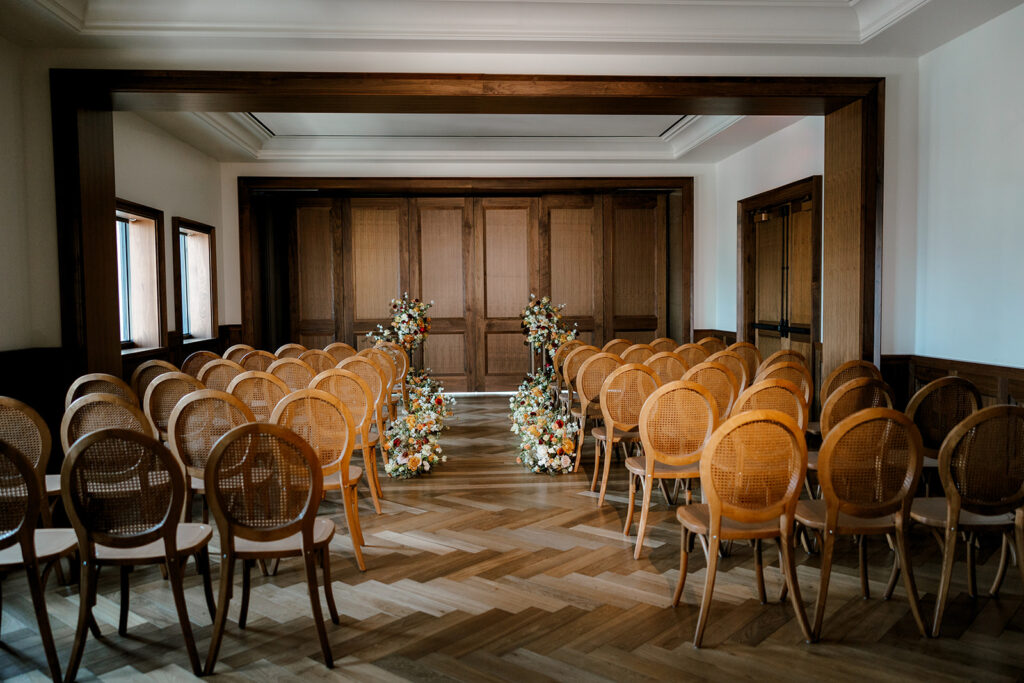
[240,350,278,372]
[641,383,715,467]
[144,373,204,436]
[171,391,253,473]
[181,351,220,379]
[821,378,892,438]
[299,349,337,375]
[273,390,353,474]
[197,359,245,393]
[268,359,316,393]
[228,372,289,424]
[909,377,982,451]
[311,370,372,433]
[824,413,915,508]
[706,415,802,514]
[674,344,709,369]
[645,352,687,386]
[946,409,1024,510]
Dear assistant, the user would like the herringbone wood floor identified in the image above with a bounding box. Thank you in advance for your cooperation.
[3,395,1024,681]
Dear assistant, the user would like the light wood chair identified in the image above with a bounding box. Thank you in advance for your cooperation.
[696,336,727,355]
[204,423,338,673]
[0,442,78,683]
[272,389,366,570]
[819,377,893,440]
[905,375,981,466]
[65,373,137,410]
[324,341,357,363]
[360,348,398,421]
[240,349,277,372]
[196,358,245,393]
[311,368,383,514]
[142,371,205,441]
[644,351,688,386]
[683,361,739,421]
[181,350,220,378]
[621,343,656,364]
[707,350,750,392]
[755,349,808,377]
[602,338,632,356]
[223,343,255,364]
[726,342,762,384]
[376,341,411,405]
[731,379,808,430]
[910,405,1024,637]
[337,356,387,499]
[625,380,717,559]
[795,408,927,640]
[594,364,661,506]
[61,393,156,453]
[674,343,709,369]
[563,345,600,410]
[755,360,813,405]
[649,337,677,353]
[821,359,882,403]
[168,389,255,522]
[130,359,178,403]
[61,428,215,680]
[275,342,307,359]
[572,353,623,472]
[552,339,585,403]
[672,410,812,647]
[226,370,290,423]
[267,357,316,392]
[300,348,338,375]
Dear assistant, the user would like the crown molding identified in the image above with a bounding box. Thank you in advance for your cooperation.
[663,115,745,156]
[32,0,87,31]
[191,112,270,158]
[855,0,931,42]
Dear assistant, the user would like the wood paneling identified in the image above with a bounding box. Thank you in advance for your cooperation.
[351,199,405,321]
[550,206,596,317]
[882,354,1024,412]
[481,200,534,319]
[418,204,466,318]
[486,334,531,376]
[608,194,667,339]
[294,202,336,348]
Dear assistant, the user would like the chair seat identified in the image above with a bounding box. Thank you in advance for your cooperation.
[0,529,78,569]
[45,473,61,496]
[806,421,820,436]
[624,455,699,478]
[355,432,380,449]
[324,465,363,491]
[95,524,213,564]
[807,450,818,470]
[233,517,336,557]
[910,497,1015,529]
[676,504,781,540]
[795,499,895,535]
[571,403,602,419]
[592,425,641,442]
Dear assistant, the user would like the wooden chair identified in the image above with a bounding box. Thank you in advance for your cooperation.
[142,371,205,441]
[360,348,398,421]
[674,343,709,368]
[755,361,813,405]
[168,389,255,522]
[324,341,357,363]
[795,408,927,640]
[272,389,366,570]
[910,405,1024,637]
[602,338,632,356]
[563,345,600,409]
[683,361,739,421]
[311,368,383,514]
[731,379,808,430]
[696,336,726,355]
[181,350,220,378]
[300,348,338,375]
[223,343,254,364]
[625,381,717,559]
[240,349,277,371]
[204,423,338,673]
[755,349,808,377]
[726,342,762,384]
[129,359,177,402]
[572,353,623,472]
[552,339,585,402]
[196,358,245,392]
[905,376,981,465]
[819,377,893,440]
[644,351,688,386]
[621,343,656,363]
[267,357,316,392]
[0,396,59,506]
[594,364,661,506]
[649,337,677,353]
[672,410,812,647]
[226,370,290,423]
[61,393,155,453]
[275,342,307,359]
[65,373,137,410]
[0,442,77,682]
[821,359,882,403]
[337,356,387,499]
[61,429,215,680]
[707,350,750,392]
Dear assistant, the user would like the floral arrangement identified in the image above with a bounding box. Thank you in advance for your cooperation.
[509,367,579,475]
[369,293,432,353]
[383,368,454,479]
[521,295,577,355]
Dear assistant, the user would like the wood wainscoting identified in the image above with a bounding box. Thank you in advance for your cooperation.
[881,354,1024,412]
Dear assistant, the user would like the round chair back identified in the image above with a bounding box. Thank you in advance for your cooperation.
[599,364,661,433]
[683,361,739,420]
[267,358,315,393]
[240,350,277,372]
[644,351,688,385]
[649,337,677,353]
[226,371,290,423]
[696,336,726,355]
[638,380,717,471]
[272,389,355,482]
[576,353,624,413]
[674,343,709,369]
[169,389,255,479]
[310,369,374,438]
[937,405,1024,516]
[820,377,893,439]
[66,373,136,410]
[601,339,631,356]
[275,343,307,359]
[756,361,813,405]
[707,350,750,392]
[197,359,245,393]
[905,376,982,452]
[756,349,807,377]
[563,345,600,395]
[822,360,882,403]
[181,351,220,379]
[324,342,357,363]
[731,378,808,430]
[0,397,51,481]
[143,372,204,439]
[223,344,254,364]
[130,360,178,402]
[621,344,656,364]
[726,342,762,384]
[299,349,337,375]
[62,394,155,453]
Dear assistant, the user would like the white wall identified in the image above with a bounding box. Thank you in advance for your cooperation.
[113,112,222,333]
[916,3,1024,368]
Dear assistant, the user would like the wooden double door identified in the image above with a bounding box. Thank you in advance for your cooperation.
[286,192,673,391]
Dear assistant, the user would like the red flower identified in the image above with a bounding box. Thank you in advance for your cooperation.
[435,397,443,405]
[555,419,563,428]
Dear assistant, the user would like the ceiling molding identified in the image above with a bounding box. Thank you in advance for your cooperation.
[32,0,86,31]
[190,112,269,158]
[663,115,745,157]
[855,0,932,42]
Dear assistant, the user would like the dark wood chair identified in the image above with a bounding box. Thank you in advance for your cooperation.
[196,358,245,393]
[324,341,357,364]
[65,373,137,410]
[601,338,632,356]
[181,349,220,378]
[239,349,277,372]
[267,357,316,393]
[61,393,156,454]
[142,371,205,441]
[129,359,178,403]
[821,359,882,403]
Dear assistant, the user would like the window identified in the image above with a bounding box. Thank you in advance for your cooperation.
[116,217,131,343]
[174,218,217,341]
[115,201,167,350]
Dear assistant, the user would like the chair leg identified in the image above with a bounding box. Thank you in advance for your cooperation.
[39,503,69,588]
[965,532,978,599]
[204,553,235,675]
[989,534,1011,597]
[858,535,870,599]
[672,528,691,607]
[118,565,131,636]
[590,439,602,492]
[239,558,254,629]
[811,529,836,641]
[754,539,767,604]
[598,440,614,507]
[895,521,928,638]
[363,445,383,514]
[197,546,217,621]
[884,535,900,600]
[64,560,98,683]
[344,486,368,571]
[24,562,63,683]
[778,541,789,603]
[932,525,958,638]
[573,416,587,472]
[781,527,812,642]
[633,476,654,561]
[658,479,673,506]
[693,534,721,647]
[1013,512,1024,605]
[166,555,203,676]
[302,545,335,668]
[623,472,638,536]
[320,547,340,625]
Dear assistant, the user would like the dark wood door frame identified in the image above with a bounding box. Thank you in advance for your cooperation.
[49,70,882,377]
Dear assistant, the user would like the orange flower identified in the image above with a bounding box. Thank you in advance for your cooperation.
[562,439,575,453]
[407,455,422,470]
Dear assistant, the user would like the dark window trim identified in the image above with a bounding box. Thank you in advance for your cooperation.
[115,198,167,354]
[172,216,218,343]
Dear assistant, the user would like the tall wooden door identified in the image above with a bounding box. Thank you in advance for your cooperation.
[545,195,603,347]
[607,194,667,343]
[291,200,340,349]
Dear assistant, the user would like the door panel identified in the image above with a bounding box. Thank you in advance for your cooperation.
[548,195,603,345]
[608,194,667,340]
[293,201,337,349]
[351,199,405,322]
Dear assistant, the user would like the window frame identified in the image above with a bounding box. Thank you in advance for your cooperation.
[172,216,218,343]
[115,199,167,353]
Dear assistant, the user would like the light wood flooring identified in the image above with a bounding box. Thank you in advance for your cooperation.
[3,395,1024,681]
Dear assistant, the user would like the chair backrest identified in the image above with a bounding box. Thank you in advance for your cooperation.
[644,351,688,385]
[756,361,813,405]
[360,348,396,395]
[621,344,656,364]
[820,377,893,439]
[181,350,220,379]
[375,341,410,381]
[731,379,808,431]
[756,349,808,377]
[683,361,739,420]
[726,342,762,384]
[142,372,205,439]
[674,343,710,368]
[0,442,41,556]
[196,358,245,393]
[310,369,374,437]
[275,343,307,359]
[696,336,727,355]
[267,358,316,393]
[337,356,385,422]
[62,394,155,453]
[599,363,661,432]
[168,389,255,479]
[821,360,882,402]
[299,349,337,375]
[205,423,321,545]
[817,408,922,520]
[707,350,750,392]
[937,404,1024,517]
[223,344,255,364]
[553,339,585,377]
[240,350,277,372]
[130,360,178,402]
[66,373,137,410]
[601,338,631,356]
[649,337,677,353]
[905,376,982,451]
[324,342,357,363]
[62,429,185,551]
[576,353,624,413]
[638,380,717,470]
[0,396,52,481]
[563,345,600,395]
[699,410,806,525]
[272,389,355,482]
[226,371,290,423]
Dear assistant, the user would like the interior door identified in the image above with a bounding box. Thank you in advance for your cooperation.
[545,194,603,348]
[607,193,667,343]
[292,199,339,349]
